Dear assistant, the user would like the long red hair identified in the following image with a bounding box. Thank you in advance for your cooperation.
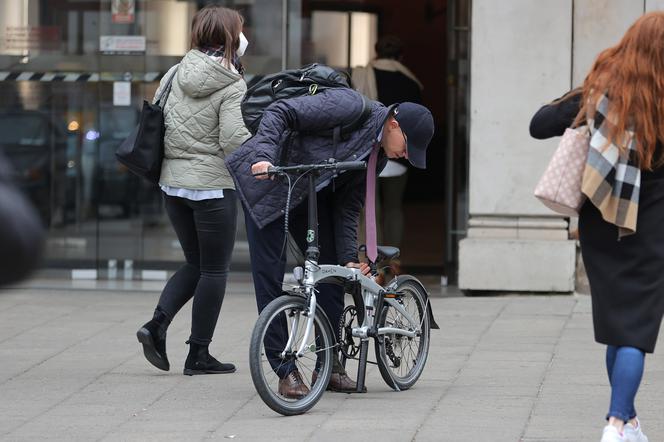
[574,11,664,170]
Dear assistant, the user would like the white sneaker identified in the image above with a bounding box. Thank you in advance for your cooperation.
[601,425,626,442]
[624,419,649,442]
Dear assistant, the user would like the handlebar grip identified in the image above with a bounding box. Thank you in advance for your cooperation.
[252,166,278,177]
[334,161,367,171]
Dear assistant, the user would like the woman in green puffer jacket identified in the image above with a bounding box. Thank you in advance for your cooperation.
[136,5,251,376]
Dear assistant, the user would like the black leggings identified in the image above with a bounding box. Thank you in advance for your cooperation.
[156,191,237,345]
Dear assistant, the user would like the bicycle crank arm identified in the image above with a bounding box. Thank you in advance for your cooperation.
[376,327,418,338]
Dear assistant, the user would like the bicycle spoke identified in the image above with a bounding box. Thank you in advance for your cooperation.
[380,286,428,381]
[250,296,336,414]
[295,361,315,378]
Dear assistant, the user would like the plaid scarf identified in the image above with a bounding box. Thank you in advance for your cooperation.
[581,94,640,238]
[200,45,245,76]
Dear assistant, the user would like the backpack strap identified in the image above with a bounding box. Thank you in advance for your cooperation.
[340,94,372,136]
[332,126,341,160]
[277,131,294,166]
[332,94,372,160]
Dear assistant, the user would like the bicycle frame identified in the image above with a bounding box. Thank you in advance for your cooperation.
[291,171,422,391]
[302,264,421,338]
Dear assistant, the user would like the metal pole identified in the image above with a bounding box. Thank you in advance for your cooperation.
[281,0,288,70]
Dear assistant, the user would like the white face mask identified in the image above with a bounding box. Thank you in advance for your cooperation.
[237,32,249,57]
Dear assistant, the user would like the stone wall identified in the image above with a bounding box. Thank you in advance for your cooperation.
[459,0,660,292]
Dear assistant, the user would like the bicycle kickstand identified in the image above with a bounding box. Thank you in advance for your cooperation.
[356,339,369,393]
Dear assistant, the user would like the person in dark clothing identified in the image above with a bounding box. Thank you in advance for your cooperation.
[530,12,664,442]
[0,151,45,286]
[352,36,424,261]
[226,87,434,398]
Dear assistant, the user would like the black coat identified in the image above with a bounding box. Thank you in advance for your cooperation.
[529,92,581,139]
[227,88,388,265]
[530,92,664,353]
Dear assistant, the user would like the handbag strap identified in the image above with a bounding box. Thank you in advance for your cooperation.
[576,124,590,136]
[155,67,178,108]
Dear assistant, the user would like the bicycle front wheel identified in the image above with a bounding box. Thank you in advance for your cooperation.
[249,294,335,416]
[375,279,431,391]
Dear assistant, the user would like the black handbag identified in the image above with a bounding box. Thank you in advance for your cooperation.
[115,68,178,184]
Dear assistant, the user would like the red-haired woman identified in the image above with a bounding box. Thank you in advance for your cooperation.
[530,12,664,442]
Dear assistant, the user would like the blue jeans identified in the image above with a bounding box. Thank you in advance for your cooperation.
[605,345,645,422]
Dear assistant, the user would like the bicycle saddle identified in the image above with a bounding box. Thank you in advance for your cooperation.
[359,245,400,261]
[377,246,400,260]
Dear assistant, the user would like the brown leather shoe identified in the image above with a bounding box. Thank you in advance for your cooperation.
[311,369,367,393]
[328,371,366,393]
[278,370,310,399]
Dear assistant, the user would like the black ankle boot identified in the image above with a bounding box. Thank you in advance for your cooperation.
[183,341,236,375]
[136,308,171,371]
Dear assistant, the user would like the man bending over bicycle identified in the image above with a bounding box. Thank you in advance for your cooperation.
[227,87,434,398]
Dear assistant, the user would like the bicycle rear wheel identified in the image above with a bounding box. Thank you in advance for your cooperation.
[375,279,431,390]
[249,294,335,416]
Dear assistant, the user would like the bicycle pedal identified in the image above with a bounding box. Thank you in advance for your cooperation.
[382,291,402,299]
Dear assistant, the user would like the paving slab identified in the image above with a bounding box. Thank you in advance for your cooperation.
[0,279,662,441]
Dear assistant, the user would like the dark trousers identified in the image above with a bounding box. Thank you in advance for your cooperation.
[244,188,344,377]
[156,192,237,345]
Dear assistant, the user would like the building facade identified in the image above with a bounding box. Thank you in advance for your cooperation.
[1,0,465,279]
[458,0,664,292]
[7,0,658,290]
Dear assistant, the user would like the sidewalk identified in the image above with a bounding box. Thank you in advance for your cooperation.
[0,277,662,441]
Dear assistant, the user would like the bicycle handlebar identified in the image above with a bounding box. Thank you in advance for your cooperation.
[253,160,367,177]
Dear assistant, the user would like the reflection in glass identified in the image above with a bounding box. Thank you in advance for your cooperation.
[0,0,295,271]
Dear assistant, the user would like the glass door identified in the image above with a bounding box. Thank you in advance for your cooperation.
[0,0,101,269]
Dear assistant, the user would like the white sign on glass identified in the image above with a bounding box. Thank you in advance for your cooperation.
[113,81,131,106]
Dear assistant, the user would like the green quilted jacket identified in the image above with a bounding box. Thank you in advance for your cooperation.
[156,49,250,190]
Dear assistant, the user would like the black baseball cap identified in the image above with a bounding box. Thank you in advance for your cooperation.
[389,102,434,169]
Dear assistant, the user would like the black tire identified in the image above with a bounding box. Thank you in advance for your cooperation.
[249,295,335,416]
[375,279,431,391]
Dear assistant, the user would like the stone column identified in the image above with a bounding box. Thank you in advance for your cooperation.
[573,0,643,86]
[458,0,647,292]
[458,0,575,292]
[646,0,664,12]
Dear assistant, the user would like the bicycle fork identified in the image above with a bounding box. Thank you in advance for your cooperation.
[296,286,317,358]
[281,261,318,359]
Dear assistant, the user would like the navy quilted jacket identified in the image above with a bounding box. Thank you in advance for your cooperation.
[226,88,389,265]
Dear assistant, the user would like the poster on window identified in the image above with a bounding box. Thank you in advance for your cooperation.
[112,0,135,24]
[113,81,131,106]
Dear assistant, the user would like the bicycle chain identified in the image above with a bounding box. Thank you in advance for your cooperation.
[338,305,360,359]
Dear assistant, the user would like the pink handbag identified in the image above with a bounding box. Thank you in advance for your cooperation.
[534,127,590,217]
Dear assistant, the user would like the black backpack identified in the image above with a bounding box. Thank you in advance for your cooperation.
[241,63,371,137]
